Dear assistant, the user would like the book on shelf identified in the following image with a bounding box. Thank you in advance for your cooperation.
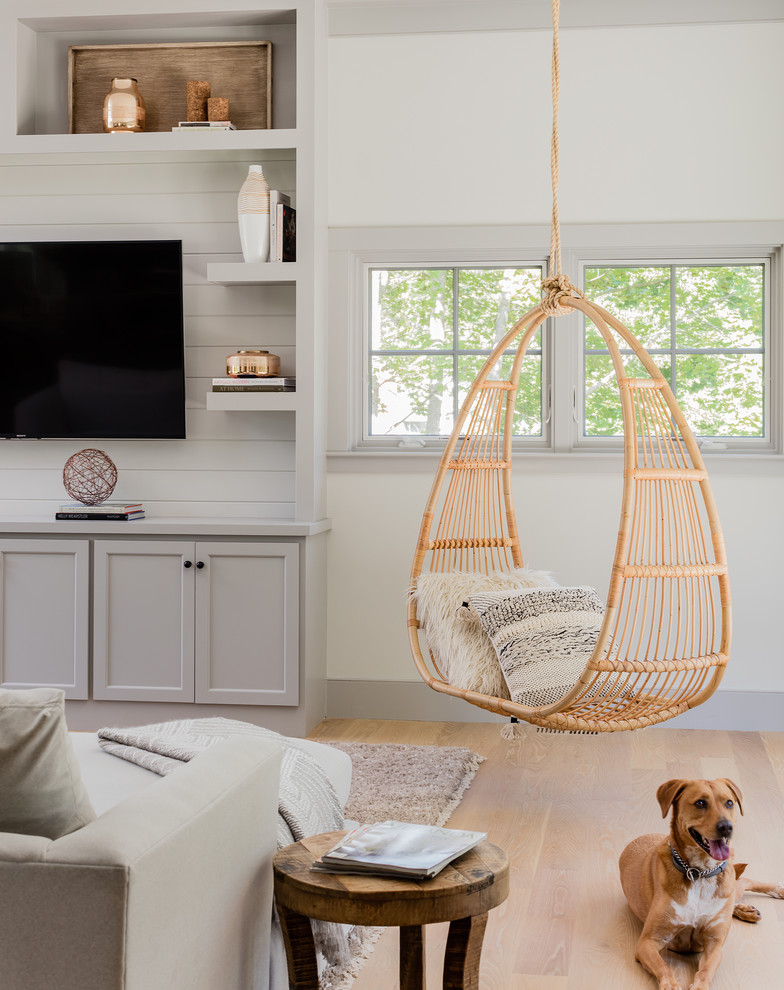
[56,511,145,521]
[268,191,291,263]
[275,204,296,263]
[172,120,237,130]
[212,385,295,393]
[310,821,487,880]
[58,502,143,512]
[212,377,296,392]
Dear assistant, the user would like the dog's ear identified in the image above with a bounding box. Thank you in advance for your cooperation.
[720,778,744,815]
[657,779,688,818]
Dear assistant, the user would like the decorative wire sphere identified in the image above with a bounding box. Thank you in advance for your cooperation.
[63,449,118,505]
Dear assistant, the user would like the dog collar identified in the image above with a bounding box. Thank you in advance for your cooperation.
[670,845,727,882]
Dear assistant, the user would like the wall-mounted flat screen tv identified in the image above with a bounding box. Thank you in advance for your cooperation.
[0,239,186,439]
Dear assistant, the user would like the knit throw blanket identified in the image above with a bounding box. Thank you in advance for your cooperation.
[97,717,351,973]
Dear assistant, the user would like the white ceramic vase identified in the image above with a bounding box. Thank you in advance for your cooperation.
[237,165,271,263]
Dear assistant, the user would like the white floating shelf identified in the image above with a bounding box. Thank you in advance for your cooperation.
[206,391,298,412]
[5,128,298,157]
[207,261,298,285]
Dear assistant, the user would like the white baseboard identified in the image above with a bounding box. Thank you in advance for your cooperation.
[326,680,784,732]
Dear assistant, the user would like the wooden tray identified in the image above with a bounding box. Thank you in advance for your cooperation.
[68,41,272,134]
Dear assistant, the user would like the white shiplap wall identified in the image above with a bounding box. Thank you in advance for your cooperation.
[0,149,296,517]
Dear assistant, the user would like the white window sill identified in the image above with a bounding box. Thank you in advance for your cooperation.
[327,448,784,475]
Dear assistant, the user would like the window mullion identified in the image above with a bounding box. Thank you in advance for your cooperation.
[670,264,678,395]
[554,249,580,451]
[453,267,460,426]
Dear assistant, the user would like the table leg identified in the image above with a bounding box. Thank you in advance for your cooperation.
[443,913,488,990]
[400,924,426,990]
[277,903,319,990]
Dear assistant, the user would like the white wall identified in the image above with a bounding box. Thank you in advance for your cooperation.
[325,20,784,714]
[327,22,784,228]
[327,463,784,697]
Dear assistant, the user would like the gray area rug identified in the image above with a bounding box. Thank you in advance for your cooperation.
[320,742,485,990]
[331,741,486,827]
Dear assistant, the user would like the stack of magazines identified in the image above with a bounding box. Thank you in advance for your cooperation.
[311,820,486,879]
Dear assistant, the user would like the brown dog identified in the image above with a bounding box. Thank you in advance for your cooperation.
[618,778,784,990]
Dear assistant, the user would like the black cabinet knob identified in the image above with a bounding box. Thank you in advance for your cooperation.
[184,560,193,568]
[196,561,205,569]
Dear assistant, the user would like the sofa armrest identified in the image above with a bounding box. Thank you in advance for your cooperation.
[0,736,282,990]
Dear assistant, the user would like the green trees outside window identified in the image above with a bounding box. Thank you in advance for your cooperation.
[369,267,542,438]
[367,260,767,445]
[584,264,765,438]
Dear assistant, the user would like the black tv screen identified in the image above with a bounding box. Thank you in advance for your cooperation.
[0,240,186,439]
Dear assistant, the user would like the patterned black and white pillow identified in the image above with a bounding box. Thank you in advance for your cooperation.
[468,586,605,708]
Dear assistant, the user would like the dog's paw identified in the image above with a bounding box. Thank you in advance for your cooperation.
[660,979,682,990]
[733,902,762,923]
[771,882,784,899]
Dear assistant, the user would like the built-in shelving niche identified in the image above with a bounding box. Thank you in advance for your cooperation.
[11,7,297,152]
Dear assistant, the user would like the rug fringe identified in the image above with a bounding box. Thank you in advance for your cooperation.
[433,752,487,826]
[321,926,386,990]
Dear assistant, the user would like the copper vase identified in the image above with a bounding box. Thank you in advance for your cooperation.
[103,78,146,133]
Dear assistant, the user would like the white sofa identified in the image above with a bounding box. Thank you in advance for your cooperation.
[0,730,352,990]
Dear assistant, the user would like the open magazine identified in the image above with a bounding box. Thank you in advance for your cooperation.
[310,820,487,879]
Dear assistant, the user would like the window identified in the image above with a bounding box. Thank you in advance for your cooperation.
[335,225,779,456]
[582,263,767,446]
[367,266,544,445]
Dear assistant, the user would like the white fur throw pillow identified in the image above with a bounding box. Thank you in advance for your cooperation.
[411,568,557,698]
[468,586,605,708]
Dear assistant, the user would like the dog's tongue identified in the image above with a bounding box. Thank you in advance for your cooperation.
[709,839,731,861]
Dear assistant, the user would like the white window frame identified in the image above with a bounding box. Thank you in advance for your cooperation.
[362,260,550,451]
[326,224,783,459]
[572,253,774,453]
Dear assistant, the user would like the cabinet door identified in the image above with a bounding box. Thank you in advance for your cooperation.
[0,539,89,699]
[194,542,299,706]
[93,540,195,702]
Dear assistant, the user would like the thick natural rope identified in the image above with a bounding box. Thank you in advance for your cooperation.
[549,0,562,278]
[541,272,582,316]
[542,0,583,317]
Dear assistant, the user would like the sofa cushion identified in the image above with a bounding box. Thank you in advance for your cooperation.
[69,730,160,817]
[0,688,96,839]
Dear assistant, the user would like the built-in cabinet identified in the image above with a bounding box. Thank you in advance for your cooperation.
[0,539,90,699]
[0,532,301,707]
[93,540,298,705]
[0,1,329,734]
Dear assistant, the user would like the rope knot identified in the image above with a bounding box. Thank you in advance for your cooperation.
[541,273,583,317]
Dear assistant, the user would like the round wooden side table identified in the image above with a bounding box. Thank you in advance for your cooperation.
[273,830,509,990]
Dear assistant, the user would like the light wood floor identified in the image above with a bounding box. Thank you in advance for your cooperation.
[308,718,784,990]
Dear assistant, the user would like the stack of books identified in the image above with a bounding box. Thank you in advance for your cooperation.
[56,502,145,521]
[269,190,290,262]
[212,377,296,393]
[274,202,296,262]
[172,121,237,131]
[310,820,487,879]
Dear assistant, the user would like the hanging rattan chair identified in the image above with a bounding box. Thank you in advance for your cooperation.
[407,288,731,733]
[408,0,730,733]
